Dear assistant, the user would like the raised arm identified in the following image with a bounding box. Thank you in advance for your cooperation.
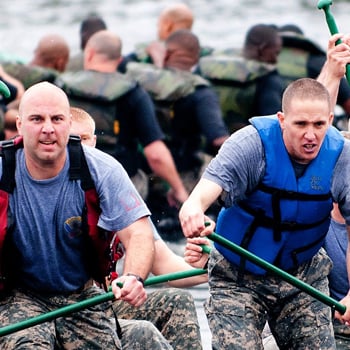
[317,33,350,109]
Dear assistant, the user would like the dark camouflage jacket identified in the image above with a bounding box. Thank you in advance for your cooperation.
[198,53,276,131]
[55,70,136,152]
[2,62,59,89]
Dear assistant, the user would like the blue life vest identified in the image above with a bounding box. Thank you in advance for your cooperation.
[215,116,344,274]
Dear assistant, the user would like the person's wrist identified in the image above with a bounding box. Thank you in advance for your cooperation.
[126,273,145,286]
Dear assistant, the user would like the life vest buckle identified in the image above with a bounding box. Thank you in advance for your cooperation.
[0,139,16,156]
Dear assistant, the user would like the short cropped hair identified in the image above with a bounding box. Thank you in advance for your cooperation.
[282,78,331,113]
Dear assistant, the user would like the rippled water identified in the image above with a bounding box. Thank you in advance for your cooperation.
[2,0,350,62]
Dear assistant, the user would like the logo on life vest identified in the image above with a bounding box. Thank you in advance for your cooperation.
[64,216,83,238]
[310,175,323,191]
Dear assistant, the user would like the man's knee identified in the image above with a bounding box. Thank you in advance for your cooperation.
[119,319,172,349]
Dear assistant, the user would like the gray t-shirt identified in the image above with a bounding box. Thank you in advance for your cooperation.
[3,145,150,293]
[324,218,349,300]
[203,124,350,223]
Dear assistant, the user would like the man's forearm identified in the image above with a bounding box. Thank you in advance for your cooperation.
[317,61,341,109]
[120,219,155,280]
[145,140,187,195]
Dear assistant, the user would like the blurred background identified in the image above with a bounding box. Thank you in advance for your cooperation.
[1,0,350,61]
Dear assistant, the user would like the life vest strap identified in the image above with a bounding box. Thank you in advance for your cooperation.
[257,183,331,201]
[238,201,329,232]
[0,138,21,193]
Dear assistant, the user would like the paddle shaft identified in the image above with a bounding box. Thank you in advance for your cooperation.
[0,269,207,337]
[207,232,346,314]
[317,0,350,83]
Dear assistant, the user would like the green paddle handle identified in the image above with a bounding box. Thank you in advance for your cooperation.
[0,80,10,98]
[318,0,350,83]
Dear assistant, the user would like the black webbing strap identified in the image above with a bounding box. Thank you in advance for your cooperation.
[68,136,95,190]
[0,139,20,193]
[254,183,331,241]
[291,231,328,267]
[257,183,332,201]
[238,201,329,233]
[238,215,261,277]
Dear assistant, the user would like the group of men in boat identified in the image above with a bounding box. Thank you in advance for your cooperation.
[1,2,350,349]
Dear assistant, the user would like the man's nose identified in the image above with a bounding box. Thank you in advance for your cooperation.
[42,120,55,133]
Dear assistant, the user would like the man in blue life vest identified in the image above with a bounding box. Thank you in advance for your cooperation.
[179,33,350,349]
[0,82,173,349]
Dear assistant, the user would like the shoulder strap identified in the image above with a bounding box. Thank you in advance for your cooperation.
[68,136,120,286]
[0,135,94,193]
[68,135,95,190]
[0,136,23,193]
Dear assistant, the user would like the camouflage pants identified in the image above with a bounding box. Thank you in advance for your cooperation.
[0,285,173,350]
[332,319,350,350]
[118,319,173,350]
[0,285,121,349]
[205,248,336,350]
[112,288,202,350]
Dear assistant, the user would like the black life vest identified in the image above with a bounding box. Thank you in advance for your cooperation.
[0,135,123,291]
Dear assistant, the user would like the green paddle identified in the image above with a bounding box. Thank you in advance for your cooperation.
[0,268,207,337]
[206,231,346,314]
[318,0,350,83]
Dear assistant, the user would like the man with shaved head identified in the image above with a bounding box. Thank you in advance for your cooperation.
[119,2,197,72]
[56,30,188,206]
[157,3,194,42]
[2,33,70,89]
[67,14,108,72]
[0,81,175,349]
[30,33,70,72]
[126,29,228,196]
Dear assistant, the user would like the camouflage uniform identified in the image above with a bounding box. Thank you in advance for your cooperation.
[198,54,277,133]
[205,248,336,350]
[119,319,173,350]
[332,319,350,350]
[126,62,219,196]
[2,62,59,89]
[277,31,325,90]
[131,43,213,65]
[0,285,173,350]
[112,288,202,350]
[55,70,136,158]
